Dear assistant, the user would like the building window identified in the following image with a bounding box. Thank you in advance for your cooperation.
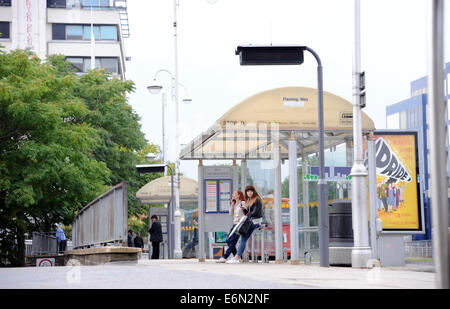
[83,26,100,40]
[66,57,119,74]
[387,113,400,129]
[52,24,118,41]
[68,57,84,72]
[83,25,117,40]
[66,25,83,40]
[47,0,67,8]
[0,0,11,7]
[400,110,407,129]
[82,0,110,9]
[99,25,117,40]
[0,22,10,39]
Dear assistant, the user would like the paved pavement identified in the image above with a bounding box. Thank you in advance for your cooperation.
[0,257,436,289]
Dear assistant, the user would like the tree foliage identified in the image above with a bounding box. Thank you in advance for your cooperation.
[0,49,159,266]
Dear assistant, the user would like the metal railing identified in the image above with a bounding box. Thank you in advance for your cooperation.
[26,239,73,256]
[31,232,58,255]
[72,182,128,249]
[404,240,433,259]
[246,226,320,263]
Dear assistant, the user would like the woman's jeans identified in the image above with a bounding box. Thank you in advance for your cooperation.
[236,221,260,258]
[223,224,240,259]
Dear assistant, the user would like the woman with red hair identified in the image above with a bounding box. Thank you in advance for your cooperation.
[226,185,263,264]
[217,190,246,263]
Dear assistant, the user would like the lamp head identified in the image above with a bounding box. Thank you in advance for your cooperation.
[182,96,192,104]
[147,79,163,94]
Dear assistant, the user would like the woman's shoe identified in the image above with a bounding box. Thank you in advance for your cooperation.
[226,257,240,264]
[216,257,227,263]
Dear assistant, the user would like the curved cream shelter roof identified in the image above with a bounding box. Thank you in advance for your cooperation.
[136,176,198,204]
[180,86,375,160]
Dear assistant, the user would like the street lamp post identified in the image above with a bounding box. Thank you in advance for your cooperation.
[350,0,371,268]
[169,0,217,259]
[428,0,449,289]
[235,45,329,267]
[147,69,191,259]
[136,163,174,259]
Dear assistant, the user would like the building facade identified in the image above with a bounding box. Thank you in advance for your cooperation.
[386,62,450,240]
[0,0,129,79]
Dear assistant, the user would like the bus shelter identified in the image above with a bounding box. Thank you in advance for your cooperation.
[180,86,376,263]
[136,176,198,259]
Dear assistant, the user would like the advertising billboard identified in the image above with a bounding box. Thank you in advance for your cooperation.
[364,131,424,233]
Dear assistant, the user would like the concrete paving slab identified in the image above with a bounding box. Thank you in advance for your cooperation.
[0,258,436,289]
[136,258,436,289]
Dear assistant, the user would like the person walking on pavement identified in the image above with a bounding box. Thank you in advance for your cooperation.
[227,185,263,264]
[134,231,144,250]
[127,229,134,247]
[217,190,246,263]
[182,218,199,258]
[53,224,67,253]
[148,215,163,259]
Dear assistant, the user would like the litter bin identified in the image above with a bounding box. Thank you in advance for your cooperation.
[329,199,353,247]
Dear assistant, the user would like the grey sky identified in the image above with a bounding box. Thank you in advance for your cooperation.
[124,0,449,180]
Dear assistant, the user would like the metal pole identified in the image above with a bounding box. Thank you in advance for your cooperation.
[351,0,371,268]
[173,0,182,259]
[90,5,95,70]
[273,141,283,263]
[367,134,379,260]
[198,160,206,262]
[166,164,175,259]
[162,92,167,176]
[289,132,299,264]
[428,0,449,289]
[302,147,311,264]
[162,92,170,257]
[241,159,247,191]
[304,46,329,267]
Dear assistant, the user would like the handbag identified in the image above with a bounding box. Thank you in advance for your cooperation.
[227,215,247,240]
[237,216,252,236]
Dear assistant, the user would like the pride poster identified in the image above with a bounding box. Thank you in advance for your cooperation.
[364,132,422,231]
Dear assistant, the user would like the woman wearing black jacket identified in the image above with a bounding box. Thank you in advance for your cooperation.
[226,185,263,264]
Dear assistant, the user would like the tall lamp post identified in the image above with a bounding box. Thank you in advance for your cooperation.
[235,45,329,267]
[147,69,191,259]
[428,0,449,289]
[350,0,371,268]
[169,0,217,259]
[136,163,174,259]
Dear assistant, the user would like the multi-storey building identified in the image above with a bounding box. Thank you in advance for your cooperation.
[386,62,450,240]
[0,0,129,79]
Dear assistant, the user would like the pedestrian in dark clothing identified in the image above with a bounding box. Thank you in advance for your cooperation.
[127,229,134,247]
[134,231,144,250]
[148,215,163,259]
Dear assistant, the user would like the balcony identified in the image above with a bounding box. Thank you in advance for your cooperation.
[47,0,129,38]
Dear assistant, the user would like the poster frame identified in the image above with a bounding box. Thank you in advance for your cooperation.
[204,179,232,214]
[371,130,425,234]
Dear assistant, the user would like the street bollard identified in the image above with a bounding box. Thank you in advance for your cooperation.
[305,251,311,265]
[243,251,249,263]
[251,235,256,263]
[261,229,265,263]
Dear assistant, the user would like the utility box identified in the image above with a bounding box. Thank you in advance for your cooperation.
[329,199,353,266]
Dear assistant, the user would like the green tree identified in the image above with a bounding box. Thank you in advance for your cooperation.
[0,49,162,266]
[47,55,163,218]
[0,50,110,266]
